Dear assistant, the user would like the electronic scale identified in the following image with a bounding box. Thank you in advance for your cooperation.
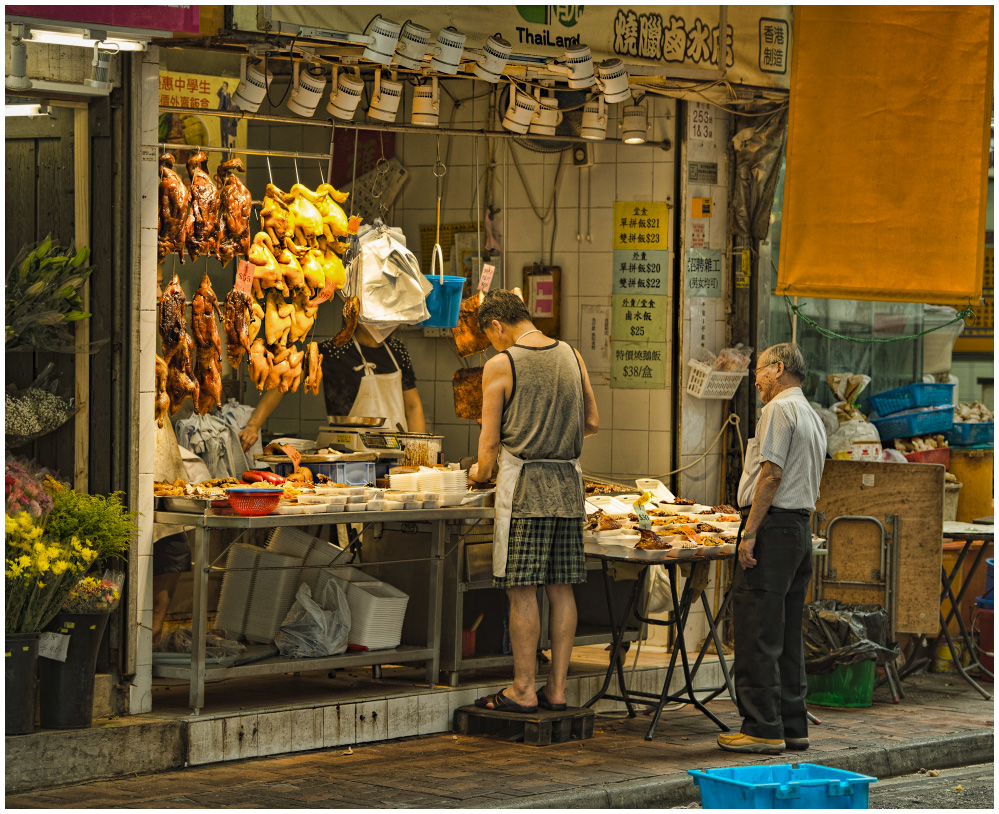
[314,416,406,460]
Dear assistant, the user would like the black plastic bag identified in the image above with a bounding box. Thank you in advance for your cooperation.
[804,599,900,675]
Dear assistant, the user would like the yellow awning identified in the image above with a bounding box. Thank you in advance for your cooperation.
[777,6,993,305]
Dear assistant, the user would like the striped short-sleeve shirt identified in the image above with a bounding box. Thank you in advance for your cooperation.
[737,386,827,511]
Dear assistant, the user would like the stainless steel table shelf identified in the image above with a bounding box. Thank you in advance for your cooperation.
[153,506,493,714]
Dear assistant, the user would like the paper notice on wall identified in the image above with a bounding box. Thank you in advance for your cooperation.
[691,221,708,248]
[580,304,611,374]
[528,274,554,318]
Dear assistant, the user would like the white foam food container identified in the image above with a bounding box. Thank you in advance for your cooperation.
[383,500,406,511]
[345,501,368,511]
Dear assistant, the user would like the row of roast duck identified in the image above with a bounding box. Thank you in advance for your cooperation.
[155,151,363,421]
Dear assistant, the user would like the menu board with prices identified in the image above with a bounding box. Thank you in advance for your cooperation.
[611,295,667,343]
[612,249,669,294]
[610,342,668,389]
[613,202,670,251]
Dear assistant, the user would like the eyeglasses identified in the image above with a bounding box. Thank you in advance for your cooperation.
[753,361,778,378]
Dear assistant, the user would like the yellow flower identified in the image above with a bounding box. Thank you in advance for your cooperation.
[51,560,69,576]
[18,555,31,569]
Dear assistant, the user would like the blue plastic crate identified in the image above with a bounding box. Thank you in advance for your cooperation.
[270,460,377,486]
[868,382,955,416]
[946,421,993,447]
[869,405,954,442]
[690,763,877,809]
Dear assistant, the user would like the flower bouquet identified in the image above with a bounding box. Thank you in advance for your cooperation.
[61,571,125,614]
[5,512,96,634]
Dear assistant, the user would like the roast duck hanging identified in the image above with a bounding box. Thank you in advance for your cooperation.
[156,154,362,412]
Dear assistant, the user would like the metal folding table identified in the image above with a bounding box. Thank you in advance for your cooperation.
[582,541,735,741]
[899,521,994,700]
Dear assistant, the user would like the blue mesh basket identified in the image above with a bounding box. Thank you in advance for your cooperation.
[868,382,955,416]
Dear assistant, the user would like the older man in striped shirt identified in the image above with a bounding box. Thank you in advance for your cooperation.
[718,343,826,755]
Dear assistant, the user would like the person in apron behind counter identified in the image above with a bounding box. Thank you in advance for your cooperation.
[469,290,599,713]
[238,322,426,450]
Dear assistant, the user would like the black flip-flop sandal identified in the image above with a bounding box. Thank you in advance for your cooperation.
[536,687,567,711]
[473,690,538,714]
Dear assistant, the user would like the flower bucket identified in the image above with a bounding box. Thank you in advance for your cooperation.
[5,632,40,735]
[38,612,109,729]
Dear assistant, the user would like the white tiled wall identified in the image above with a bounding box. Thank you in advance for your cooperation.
[225,85,687,483]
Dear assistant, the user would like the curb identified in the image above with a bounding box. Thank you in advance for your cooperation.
[467,729,995,809]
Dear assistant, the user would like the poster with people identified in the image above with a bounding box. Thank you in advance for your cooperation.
[157,71,247,178]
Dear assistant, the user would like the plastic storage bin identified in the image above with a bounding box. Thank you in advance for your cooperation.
[270,460,377,486]
[419,274,465,328]
[868,382,955,416]
[869,405,954,442]
[686,359,749,400]
[902,446,951,467]
[689,763,877,809]
[946,421,994,447]
[805,659,876,708]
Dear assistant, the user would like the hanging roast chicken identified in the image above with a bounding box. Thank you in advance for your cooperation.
[191,273,223,415]
[185,151,222,261]
[159,273,188,365]
[452,291,491,356]
[215,158,252,265]
[158,154,193,264]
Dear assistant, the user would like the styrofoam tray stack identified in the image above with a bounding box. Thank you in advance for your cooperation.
[243,549,303,644]
[266,527,346,593]
[215,543,263,637]
[326,566,409,650]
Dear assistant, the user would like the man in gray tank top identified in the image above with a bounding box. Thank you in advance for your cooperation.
[469,290,599,713]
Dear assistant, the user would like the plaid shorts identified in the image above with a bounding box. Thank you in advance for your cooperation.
[493,516,586,588]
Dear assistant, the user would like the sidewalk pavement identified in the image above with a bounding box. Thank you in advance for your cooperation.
[5,671,992,809]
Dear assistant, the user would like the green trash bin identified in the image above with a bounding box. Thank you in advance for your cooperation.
[805,659,876,708]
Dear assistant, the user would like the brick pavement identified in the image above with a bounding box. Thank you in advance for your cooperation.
[5,673,992,809]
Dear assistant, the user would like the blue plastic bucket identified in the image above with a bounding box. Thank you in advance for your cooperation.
[420,275,465,328]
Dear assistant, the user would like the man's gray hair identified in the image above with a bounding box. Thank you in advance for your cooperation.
[762,343,807,381]
[477,289,531,332]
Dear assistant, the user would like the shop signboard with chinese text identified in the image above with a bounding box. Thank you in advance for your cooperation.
[253,6,793,90]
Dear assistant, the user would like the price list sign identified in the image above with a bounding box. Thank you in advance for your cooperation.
[612,249,669,294]
[611,295,667,343]
[685,248,723,298]
[613,201,669,251]
[611,201,670,389]
[610,341,668,389]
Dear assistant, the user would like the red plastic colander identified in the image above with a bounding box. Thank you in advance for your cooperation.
[225,488,282,516]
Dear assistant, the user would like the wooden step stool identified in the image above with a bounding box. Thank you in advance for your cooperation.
[453,704,595,747]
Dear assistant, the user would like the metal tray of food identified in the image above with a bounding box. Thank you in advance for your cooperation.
[253,451,377,464]
[327,416,386,427]
[155,495,226,513]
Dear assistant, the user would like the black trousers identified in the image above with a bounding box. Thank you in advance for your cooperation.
[732,510,812,740]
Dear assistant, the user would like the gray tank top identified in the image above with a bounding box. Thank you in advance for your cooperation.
[502,341,585,517]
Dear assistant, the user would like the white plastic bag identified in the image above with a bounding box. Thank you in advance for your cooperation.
[275,580,351,658]
[827,418,883,462]
[346,221,431,329]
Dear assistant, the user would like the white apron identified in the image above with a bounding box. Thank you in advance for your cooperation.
[492,446,583,578]
[346,337,408,432]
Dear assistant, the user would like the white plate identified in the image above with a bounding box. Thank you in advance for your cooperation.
[667,547,699,558]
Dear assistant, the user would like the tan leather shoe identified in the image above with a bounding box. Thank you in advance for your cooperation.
[717,732,785,754]
[784,737,810,750]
